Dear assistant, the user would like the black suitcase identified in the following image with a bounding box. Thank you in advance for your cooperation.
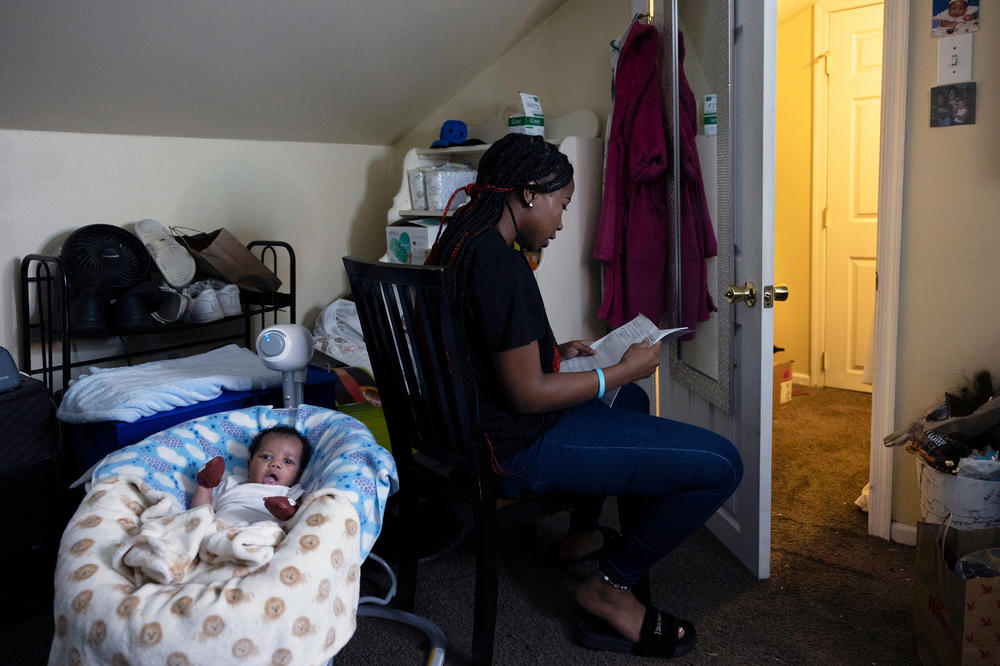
[0,375,58,474]
[0,376,68,619]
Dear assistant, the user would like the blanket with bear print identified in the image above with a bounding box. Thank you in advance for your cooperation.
[49,476,362,665]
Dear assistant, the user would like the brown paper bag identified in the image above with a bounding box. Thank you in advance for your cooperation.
[914,522,1000,665]
[172,227,281,293]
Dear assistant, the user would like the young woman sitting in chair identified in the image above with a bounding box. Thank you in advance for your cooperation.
[425,133,743,659]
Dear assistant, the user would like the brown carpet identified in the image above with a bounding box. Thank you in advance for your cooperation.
[334,386,916,665]
[2,387,917,664]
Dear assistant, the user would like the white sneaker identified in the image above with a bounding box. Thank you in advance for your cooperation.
[184,281,224,323]
[135,219,196,289]
[215,283,242,316]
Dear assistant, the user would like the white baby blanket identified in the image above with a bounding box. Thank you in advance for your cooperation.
[56,344,281,423]
[113,503,287,586]
[50,476,362,665]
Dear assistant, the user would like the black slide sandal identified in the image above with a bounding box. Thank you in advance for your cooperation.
[576,606,696,658]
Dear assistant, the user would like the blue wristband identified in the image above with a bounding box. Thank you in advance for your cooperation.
[595,367,605,399]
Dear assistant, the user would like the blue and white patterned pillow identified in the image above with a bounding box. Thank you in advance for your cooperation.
[90,404,398,559]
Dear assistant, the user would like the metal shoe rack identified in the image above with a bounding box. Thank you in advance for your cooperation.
[19,240,296,395]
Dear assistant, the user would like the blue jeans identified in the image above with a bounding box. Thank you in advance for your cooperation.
[498,383,743,588]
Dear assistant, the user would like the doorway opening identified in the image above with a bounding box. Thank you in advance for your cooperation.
[774,0,884,532]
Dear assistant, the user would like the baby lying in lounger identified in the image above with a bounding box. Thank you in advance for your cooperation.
[115,425,314,584]
[191,425,312,522]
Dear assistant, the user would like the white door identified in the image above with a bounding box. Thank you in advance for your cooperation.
[658,2,776,579]
[824,4,882,392]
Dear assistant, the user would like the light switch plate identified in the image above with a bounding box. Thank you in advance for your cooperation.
[938,33,973,85]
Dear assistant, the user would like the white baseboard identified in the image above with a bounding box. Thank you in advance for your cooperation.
[890,520,916,546]
[792,371,810,385]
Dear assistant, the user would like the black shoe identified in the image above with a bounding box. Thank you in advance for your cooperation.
[68,271,111,332]
[110,282,160,331]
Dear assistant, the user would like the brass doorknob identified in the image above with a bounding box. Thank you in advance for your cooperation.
[763,284,789,308]
[725,282,757,307]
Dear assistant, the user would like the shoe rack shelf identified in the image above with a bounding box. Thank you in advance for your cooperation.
[19,240,296,395]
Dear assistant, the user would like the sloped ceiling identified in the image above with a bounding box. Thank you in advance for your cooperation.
[0,0,567,145]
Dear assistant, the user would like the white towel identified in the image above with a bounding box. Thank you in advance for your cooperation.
[57,344,281,423]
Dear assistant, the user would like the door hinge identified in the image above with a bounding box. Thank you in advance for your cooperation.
[821,352,827,372]
[822,207,829,229]
[824,51,830,76]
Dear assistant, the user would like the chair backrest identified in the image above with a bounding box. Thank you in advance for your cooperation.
[343,258,486,476]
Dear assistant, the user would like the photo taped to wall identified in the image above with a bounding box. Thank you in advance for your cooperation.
[932,0,980,36]
[930,82,977,127]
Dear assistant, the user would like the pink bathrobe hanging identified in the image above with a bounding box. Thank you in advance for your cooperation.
[593,21,669,329]
[594,24,718,334]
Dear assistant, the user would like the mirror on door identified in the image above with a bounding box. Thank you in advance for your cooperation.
[663,0,734,412]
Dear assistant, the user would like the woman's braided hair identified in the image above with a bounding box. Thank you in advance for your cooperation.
[425,133,573,313]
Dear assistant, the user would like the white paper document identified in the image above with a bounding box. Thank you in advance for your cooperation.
[561,314,688,406]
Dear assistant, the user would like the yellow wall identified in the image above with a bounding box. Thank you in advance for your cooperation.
[775,7,814,379]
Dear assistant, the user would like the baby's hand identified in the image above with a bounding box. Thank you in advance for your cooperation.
[196,456,226,488]
[264,496,298,521]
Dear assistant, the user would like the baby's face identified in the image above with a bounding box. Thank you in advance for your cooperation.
[248,434,304,486]
[949,2,967,17]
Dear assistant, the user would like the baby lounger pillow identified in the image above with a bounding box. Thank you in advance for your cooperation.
[88,403,396,558]
[50,404,397,665]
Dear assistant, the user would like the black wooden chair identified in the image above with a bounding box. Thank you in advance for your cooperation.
[343,257,574,666]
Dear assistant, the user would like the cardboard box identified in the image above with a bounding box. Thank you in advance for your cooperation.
[773,360,793,407]
[914,522,1000,666]
[508,92,545,136]
[386,218,444,264]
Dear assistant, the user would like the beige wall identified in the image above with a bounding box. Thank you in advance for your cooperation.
[393,0,625,156]
[774,7,814,380]
[7,0,986,530]
[1,0,625,375]
[892,9,1000,523]
[0,130,393,361]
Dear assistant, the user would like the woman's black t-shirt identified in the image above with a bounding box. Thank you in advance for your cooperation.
[466,229,564,458]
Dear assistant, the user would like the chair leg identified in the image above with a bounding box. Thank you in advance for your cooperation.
[394,491,418,611]
[471,516,500,666]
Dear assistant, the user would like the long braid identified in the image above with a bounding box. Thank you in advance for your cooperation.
[426,134,573,316]
[425,134,572,475]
